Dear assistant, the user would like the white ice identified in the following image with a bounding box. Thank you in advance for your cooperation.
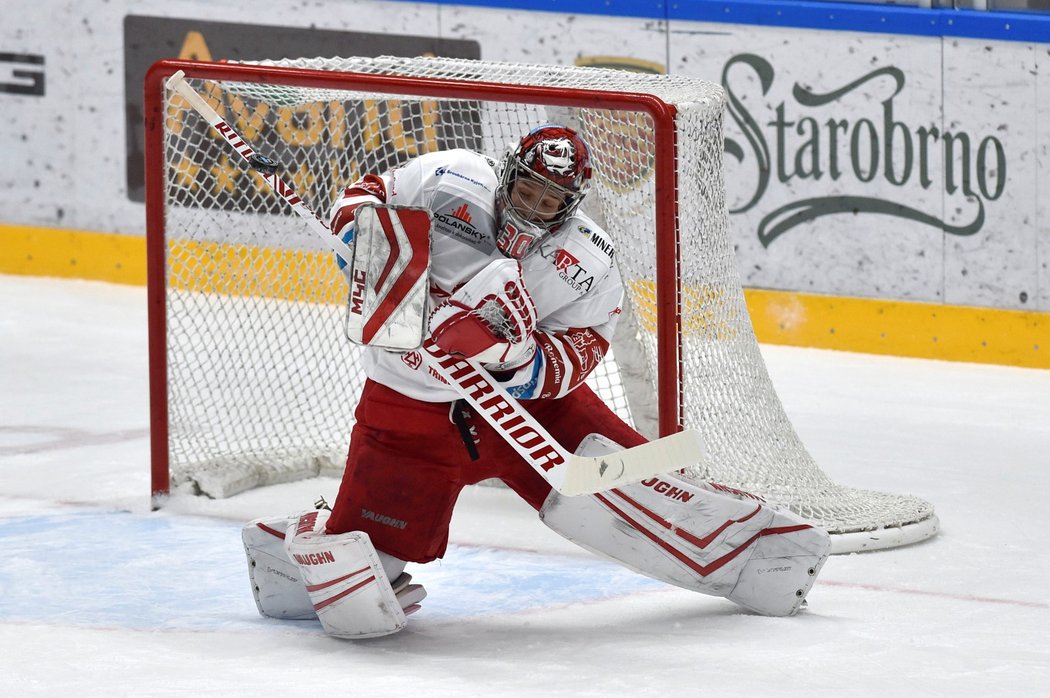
[1,274,1048,697]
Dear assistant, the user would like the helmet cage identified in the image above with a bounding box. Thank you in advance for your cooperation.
[498,162,586,227]
[494,127,591,260]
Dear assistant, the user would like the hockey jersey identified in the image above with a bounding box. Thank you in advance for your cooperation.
[329,149,623,403]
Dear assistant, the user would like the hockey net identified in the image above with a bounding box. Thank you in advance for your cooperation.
[146,56,938,552]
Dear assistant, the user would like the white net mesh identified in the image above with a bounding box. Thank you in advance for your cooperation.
[154,56,936,549]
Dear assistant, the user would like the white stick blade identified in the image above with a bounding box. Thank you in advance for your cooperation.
[558,429,705,497]
[165,70,187,89]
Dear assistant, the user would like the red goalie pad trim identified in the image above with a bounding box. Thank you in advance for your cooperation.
[256,522,286,539]
[595,491,764,578]
[312,575,378,612]
[610,486,765,550]
[304,566,372,593]
[761,524,814,537]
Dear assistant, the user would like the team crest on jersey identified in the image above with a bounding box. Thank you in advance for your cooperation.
[567,329,605,375]
[402,351,422,370]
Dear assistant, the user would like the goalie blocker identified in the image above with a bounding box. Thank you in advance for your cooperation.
[341,204,432,351]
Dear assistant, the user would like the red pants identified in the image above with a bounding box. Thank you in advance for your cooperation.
[326,379,645,563]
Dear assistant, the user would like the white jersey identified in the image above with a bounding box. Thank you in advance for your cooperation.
[330,149,623,403]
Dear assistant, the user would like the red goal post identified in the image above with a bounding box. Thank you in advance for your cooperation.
[144,56,938,553]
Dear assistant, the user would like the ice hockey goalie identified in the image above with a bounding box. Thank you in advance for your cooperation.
[241,124,831,638]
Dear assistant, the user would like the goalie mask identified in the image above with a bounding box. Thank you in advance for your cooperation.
[495,125,592,259]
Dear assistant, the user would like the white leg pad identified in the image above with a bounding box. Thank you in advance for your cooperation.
[723,506,832,616]
[242,514,316,620]
[285,510,407,639]
[539,434,831,616]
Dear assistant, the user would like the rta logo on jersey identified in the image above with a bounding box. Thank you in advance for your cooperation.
[541,247,595,293]
[553,249,579,272]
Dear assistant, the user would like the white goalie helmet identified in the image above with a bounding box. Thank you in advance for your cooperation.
[494,124,592,259]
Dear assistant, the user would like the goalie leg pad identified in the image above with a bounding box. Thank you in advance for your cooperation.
[538,434,830,616]
[242,514,316,620]
[243,511,423,625]
[723,506,831,616]
[285,510,409,639]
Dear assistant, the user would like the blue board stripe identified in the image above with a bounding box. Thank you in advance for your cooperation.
[388,0,1050,43]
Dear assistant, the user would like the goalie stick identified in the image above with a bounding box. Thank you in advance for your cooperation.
[164,71,355,268]
[164,69,705,496]
[418,338,704,496]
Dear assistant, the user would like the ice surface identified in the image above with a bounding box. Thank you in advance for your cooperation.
[1,274,1048,696]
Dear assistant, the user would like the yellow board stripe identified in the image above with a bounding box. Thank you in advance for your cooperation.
[2,223,1047,369]
[0,223,148,286]
[167,239,345,305]
[745,288,1049,369]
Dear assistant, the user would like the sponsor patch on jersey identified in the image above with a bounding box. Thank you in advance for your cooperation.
[434,166,492,192]
[537,243,596,294]
[433,202,490,248]
[430,192,495,251]
[587,229,615,259]
[553,249,579,272]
